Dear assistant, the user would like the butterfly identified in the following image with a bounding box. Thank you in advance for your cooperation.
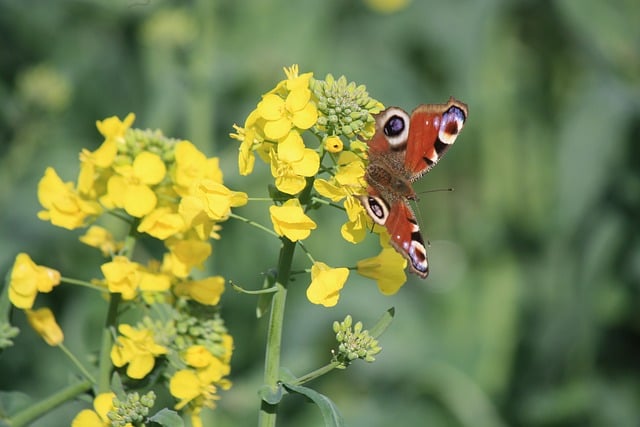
[359,97,468,278]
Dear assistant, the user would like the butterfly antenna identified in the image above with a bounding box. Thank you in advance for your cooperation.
[417,187,454,196]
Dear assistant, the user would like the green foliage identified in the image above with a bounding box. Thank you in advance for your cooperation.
[1,0,639,426]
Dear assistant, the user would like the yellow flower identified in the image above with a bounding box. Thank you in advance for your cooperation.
[169,359,230,411]
[95,112,135,142]
[106,151,166,217]
[269,199,317,241]
[340,196,369,244]
[357,246,408,295]
[164,239,212,278]
[170,369,218,411]
[77,140,117,198]
[277,130,306,163]
[314,151,366,202]
[111,324,168,379]
[8,253,61,309]
[257,90,317,140]
[138,269,172,293]
[72,392,122,427]
[101,256,141,300]
[174,276,225,306]
[230,109,264,176]
[324,136,343,153]
[183,345,215,368]
[306,262,349,307]
[179,179,248,224]
[25,307,64,346]
[137,207,185,240]
[37,167,101,229]
[79,225,123,256]
[173,140,223,195]
[269,148,319,195]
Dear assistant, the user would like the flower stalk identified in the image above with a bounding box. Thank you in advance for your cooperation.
[259,236,296,427]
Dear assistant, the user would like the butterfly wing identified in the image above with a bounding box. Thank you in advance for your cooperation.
[385,200,429,278]
[405,97,468,180]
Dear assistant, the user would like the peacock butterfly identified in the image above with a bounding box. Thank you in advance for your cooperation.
[359,97,468,278]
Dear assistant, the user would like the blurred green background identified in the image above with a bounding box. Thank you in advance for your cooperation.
[1,0,639,426]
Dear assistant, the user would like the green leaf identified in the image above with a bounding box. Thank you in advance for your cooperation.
[148,408,184,427]
[282,383,345,427]
[258,383,285,405]
[369,307,395,338]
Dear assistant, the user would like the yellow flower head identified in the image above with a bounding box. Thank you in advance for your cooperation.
[179,180,248,224]
[357,245,408,295]
[306,262,350,307]
[111,324,168,379]
[340,196,369,244]
[101,256,142,300]
[9,253,61,309]
[96,113,135,142]
[183,345,215,368]
[72,392,118,427]
[37,167,102,229]
[257,89,317,140]
[269,147,319,195]
[324,135,343,153]
[164,238,212,278]
[106,151,166,218]
[79,225,123,256]
[137,207,185,240]
[26,307,64,346]
[173,140,223,195]
[174,276,225,306]
[269,199,317,242]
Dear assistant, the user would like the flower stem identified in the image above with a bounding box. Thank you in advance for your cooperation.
[8,379,92,427]
[258,237,296,427]
[289,361,341,386]
[59,343,97,384]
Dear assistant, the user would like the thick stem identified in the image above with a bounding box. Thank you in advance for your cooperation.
[258,237,296,427]
[8,379,92,427]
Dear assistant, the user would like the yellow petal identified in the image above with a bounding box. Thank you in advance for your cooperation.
[306,262,349,307]
[291,149,320,177]
[264,117,292,140]
[133,151,166,185]
[285,88,311,112]
[277,130,305,163]
[291,102,318,129]
[257,94,285,121]
[357,248,407,295]
[124,184,157,217]
[26,307,64,346]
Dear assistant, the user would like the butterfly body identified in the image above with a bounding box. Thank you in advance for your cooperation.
[359,97,468,278]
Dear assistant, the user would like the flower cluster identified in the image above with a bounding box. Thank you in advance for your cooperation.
[333,315,382,366]
[231,65,410,306]
[7,114,243,425]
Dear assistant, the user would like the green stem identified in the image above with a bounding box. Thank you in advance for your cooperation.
[97,293,120,393]
[289,361,341,386]
[258,237,296,427]
[59,343,97,384]
[60,276,107,292]
[230,213,280,238]
[7,379,92,427]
